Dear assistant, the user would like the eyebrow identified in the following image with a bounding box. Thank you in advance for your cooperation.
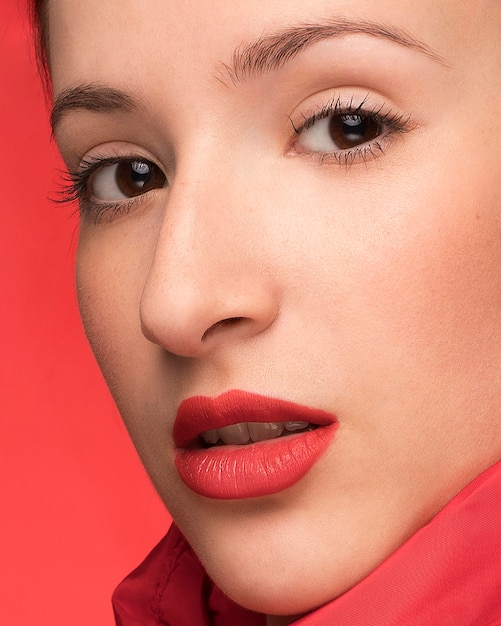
[220,17,448,84]
[50,84,144,135]
[51,17,447,133]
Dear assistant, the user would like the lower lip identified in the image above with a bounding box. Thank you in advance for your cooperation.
[175,424,337,500]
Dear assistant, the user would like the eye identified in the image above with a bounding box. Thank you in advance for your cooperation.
[90,158,167,202]
[296,112,384,154]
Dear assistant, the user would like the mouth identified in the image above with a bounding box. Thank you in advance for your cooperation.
[173,390,338,500]
[200,420,316,446]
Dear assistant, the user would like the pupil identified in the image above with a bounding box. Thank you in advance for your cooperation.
[328,114,380,150]
[131,161,151,187]
[115,159,161,198]
[342,114,364,128]
[341,114,367,140]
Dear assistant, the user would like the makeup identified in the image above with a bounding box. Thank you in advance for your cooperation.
[174,390,338,499]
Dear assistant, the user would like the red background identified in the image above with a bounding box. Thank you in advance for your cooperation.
[1,3,170,624]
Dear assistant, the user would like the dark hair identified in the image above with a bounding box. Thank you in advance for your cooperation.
[29,0,51,95]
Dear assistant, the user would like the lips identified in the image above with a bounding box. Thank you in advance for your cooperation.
[174,390,338,499]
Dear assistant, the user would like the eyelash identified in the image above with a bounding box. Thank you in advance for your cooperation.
[291,95,411,165]
[58,95,411,222]
[58,154,148,223]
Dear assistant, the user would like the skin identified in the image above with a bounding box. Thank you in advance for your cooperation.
[47,1,501,623]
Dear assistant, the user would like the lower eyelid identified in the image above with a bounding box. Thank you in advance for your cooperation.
[79,193,149,225]
[291,129,399,166]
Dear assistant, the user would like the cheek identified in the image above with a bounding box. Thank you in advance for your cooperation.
[361,216,501,353]
[76,238,180,487]
[331,161,501,460]
[388,169,501,353]
[75,204,164,368]
[76,224,153,405]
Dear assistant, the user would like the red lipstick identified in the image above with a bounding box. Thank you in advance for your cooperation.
[174,390,338,499]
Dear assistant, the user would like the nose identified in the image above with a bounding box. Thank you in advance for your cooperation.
[139,171,280,358]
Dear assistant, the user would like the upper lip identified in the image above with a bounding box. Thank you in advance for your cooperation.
[173,389,337,448]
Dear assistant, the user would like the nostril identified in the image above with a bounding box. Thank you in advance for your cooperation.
[201,317,245,341]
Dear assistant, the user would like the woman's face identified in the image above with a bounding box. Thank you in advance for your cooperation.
[49,0,501,621]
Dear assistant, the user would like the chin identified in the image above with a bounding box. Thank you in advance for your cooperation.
[205,557,333,617]
[179,508,371,618]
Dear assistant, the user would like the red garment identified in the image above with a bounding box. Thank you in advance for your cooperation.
[113,461,501,625]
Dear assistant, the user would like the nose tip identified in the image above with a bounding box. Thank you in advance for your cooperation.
[139,273,279,358]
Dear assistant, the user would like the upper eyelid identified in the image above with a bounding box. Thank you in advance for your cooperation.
[290,94,405,134]
[74,151,164,174]
[71,152,167,187]
[75,154,123,176]
[64,138,169,175]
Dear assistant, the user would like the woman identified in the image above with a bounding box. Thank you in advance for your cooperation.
[31,1,501,624]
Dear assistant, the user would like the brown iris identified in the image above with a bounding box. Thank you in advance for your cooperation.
[114,160,166,197]
[328,114,381,150]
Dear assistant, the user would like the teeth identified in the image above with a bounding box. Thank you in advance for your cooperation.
[284,421,309,432]
[248,421,284,442]
[218,423,250,445]
[200,421,312,445]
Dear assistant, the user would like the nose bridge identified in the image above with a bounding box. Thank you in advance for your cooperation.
[139,155,279,357]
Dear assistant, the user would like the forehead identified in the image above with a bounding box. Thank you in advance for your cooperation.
[47,0,496,93]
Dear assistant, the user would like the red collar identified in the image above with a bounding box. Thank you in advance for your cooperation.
[113,461,501,626]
